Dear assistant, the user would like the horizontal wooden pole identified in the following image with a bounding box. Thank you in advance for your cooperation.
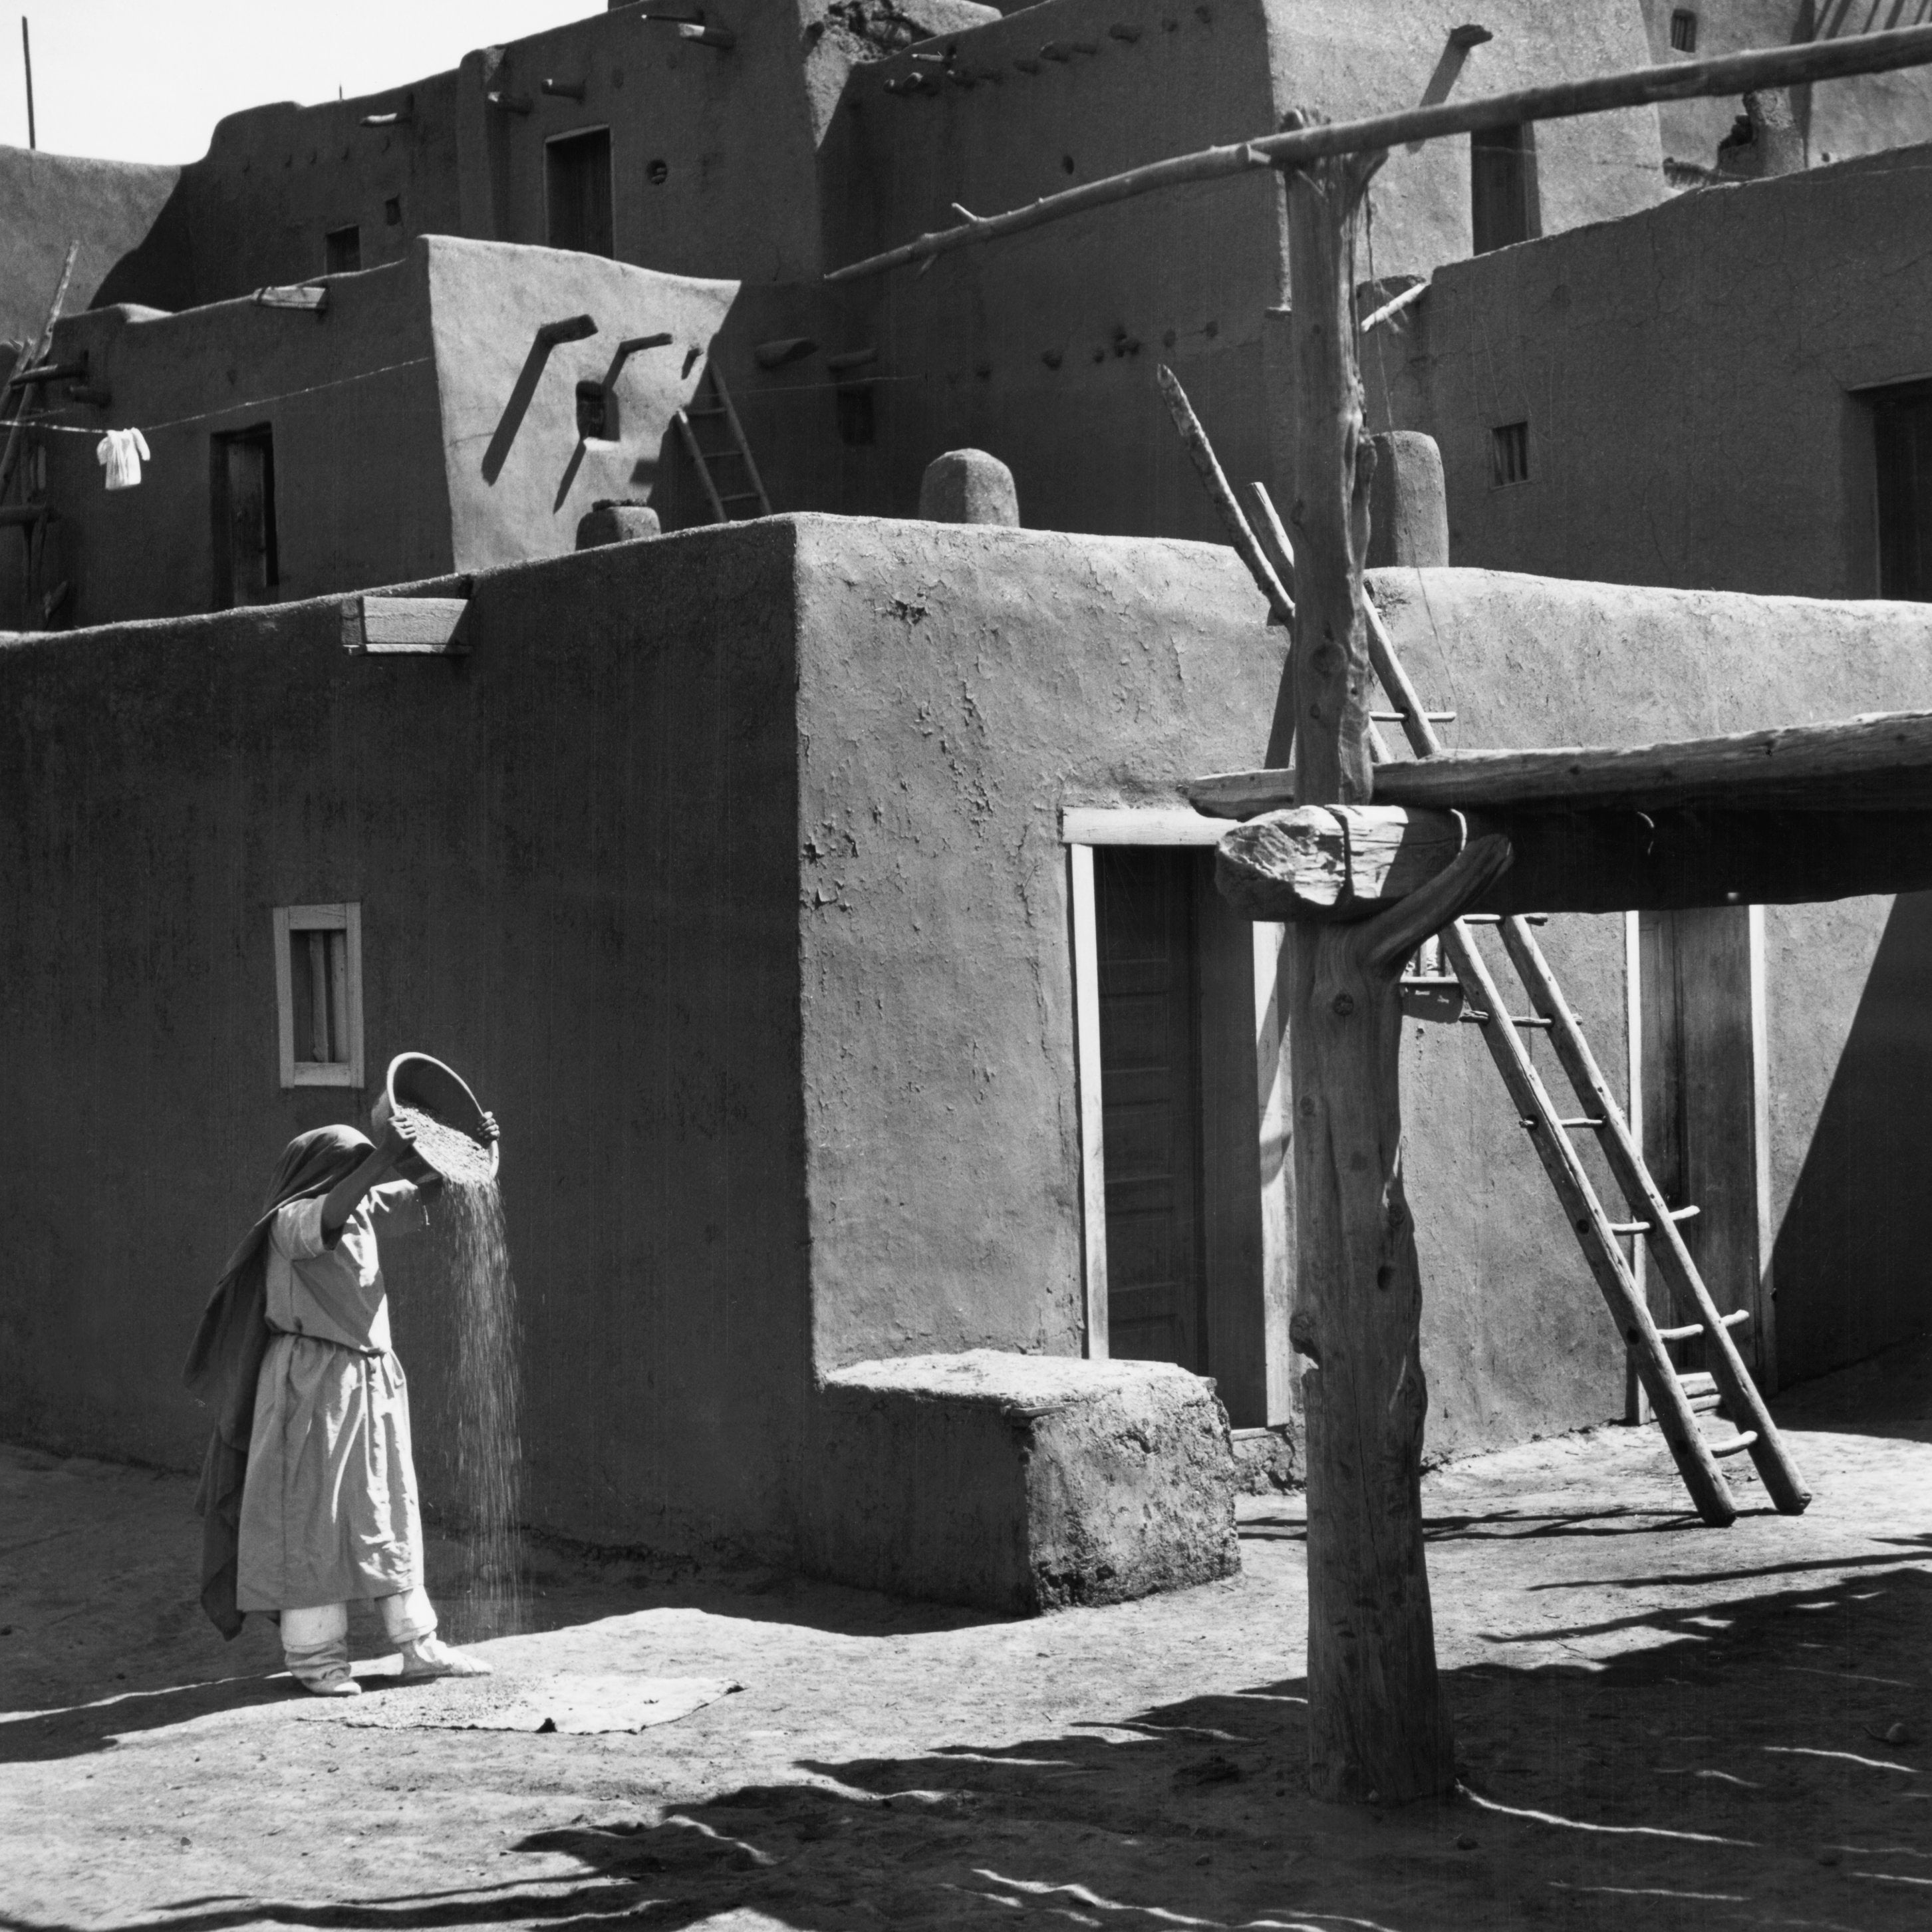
[825,24,1932,283]
[1190,708,1932,819]
[1216,801,1932,918]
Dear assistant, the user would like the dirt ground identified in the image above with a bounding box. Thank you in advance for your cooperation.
[4,1341,1931,1932]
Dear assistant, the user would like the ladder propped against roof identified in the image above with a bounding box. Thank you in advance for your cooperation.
[1217,466,1810,1526]
[676,366,771,523]
[1359,589,1810,1527]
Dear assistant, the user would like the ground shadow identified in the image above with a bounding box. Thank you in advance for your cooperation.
[7,1563,1928,1932]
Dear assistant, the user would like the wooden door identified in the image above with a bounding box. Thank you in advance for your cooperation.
[546,129,615,258]
[1640,906,1773,1384]
[1095,847,1206,1371]
[213,429,277,609]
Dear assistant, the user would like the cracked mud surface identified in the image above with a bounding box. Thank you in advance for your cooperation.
[3,1337,1930,1931]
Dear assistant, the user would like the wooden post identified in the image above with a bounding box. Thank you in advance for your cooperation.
[1280,133,1486,1805]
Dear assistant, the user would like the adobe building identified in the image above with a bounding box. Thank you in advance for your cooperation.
[5,519,1931,1597]
[7,1,1932,1601]
[3,239,734,627]
[15,0,1932,606]
[1368,138,1932,603]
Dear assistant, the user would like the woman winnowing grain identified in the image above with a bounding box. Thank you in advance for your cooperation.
[184,1116,495,1695]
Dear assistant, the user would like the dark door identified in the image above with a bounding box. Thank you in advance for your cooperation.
[1873,380,1932,599]
[1095,847,1206,1370]
[1640,906,1771,1384]
[1472,122,1540,253]
[547,129,615,257]
[211,427,278,610]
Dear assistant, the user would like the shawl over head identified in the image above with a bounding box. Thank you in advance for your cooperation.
[182,1127,373,1637]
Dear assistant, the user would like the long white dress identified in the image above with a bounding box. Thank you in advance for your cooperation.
[235,1182,428,1613]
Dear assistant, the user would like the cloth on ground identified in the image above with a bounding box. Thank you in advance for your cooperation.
[96,426,150,490]
[182,1127,374,1638]
[235,1184,429,1613]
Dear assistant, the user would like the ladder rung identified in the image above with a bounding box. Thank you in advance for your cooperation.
[1459,1011,1554,1029]
[686,404,728,418]
[720,491,763,503]
[1369,710,1456,723]
[1678,1371,1717,1398]
[1457,914,1550,926]
[1669,1204,1701,1222]
[1607,1220,1650,1236]
[1657,1309,1751,1342]
[1519,1116,1603,1131]
[1709,1431,1760,1459]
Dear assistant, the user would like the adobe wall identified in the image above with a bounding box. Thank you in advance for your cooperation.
[423,239,736,573]
[1375,567,1932,1398]
[1636,2,1932,174]
[0,527,808,1558]
[1379,144,1932,600]
[11,239,733,626]
[783,0,1664,545]
[23,260,449,626]
[0,146,194,342]
[178,72,465,303]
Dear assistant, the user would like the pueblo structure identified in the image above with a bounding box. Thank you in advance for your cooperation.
[7,1,1932,1798]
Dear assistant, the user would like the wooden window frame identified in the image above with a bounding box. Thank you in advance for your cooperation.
[1063,809,1292,1423]
[274,902,366,1089]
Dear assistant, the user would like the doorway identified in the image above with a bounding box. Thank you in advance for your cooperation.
[1637,905,1774,1385]
[211,426,279,610]
[1081,841,1288,1425]
[546,128,615,258]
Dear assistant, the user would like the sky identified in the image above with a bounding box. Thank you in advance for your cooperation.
[7,2,603,164]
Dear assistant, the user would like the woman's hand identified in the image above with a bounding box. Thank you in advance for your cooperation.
[480,1111,501,1143]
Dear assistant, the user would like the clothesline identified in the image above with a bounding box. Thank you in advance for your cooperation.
[0,354,436,438]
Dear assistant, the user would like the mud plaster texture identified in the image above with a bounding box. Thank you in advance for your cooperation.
[811,1352,1239,1611]
[1373,142,1932,602]
[5,1335,1932,1930]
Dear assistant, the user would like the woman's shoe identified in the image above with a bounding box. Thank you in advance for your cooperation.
[398,1635,491,1678]
[293,1665,362,1697]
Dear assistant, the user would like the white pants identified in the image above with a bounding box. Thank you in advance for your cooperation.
[281,1586,437,1677]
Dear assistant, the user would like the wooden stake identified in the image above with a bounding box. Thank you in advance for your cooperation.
[1282,131,1470,1806]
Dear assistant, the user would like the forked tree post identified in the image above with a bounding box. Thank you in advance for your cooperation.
[1278,131,1501,1805]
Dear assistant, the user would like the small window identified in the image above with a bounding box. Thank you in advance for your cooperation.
[211,426,279,611]
[836,382,875,447]
[384,196,403,227]
[1490,420,1530,487]
[325,224,361,275]
[546,127,615,257]
[1471,122,1541,254]
[1670,9,1699,55]
[274,903,365,1089]
[576,378,613,442]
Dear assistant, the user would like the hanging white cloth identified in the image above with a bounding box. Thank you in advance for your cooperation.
[96,426,150,491]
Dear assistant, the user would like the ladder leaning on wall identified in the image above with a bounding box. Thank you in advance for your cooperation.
[1239,480,1810,1530]
[675,366,771,523]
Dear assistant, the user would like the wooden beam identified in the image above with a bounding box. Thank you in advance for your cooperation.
[341,595,472,654]
[1190,708,1932,820]
[1218,801,1932,918]
[824,25,1932,283]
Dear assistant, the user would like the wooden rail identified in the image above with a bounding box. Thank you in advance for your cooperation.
[825,24,1932,283]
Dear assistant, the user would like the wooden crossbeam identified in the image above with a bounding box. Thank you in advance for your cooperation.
[1190,708,1932,821]
[1216,801,1932,919]
[825,25,1932,283]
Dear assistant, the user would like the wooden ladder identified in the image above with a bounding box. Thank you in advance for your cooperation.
[674,366,771,523]
[1364,596,1810,1527]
